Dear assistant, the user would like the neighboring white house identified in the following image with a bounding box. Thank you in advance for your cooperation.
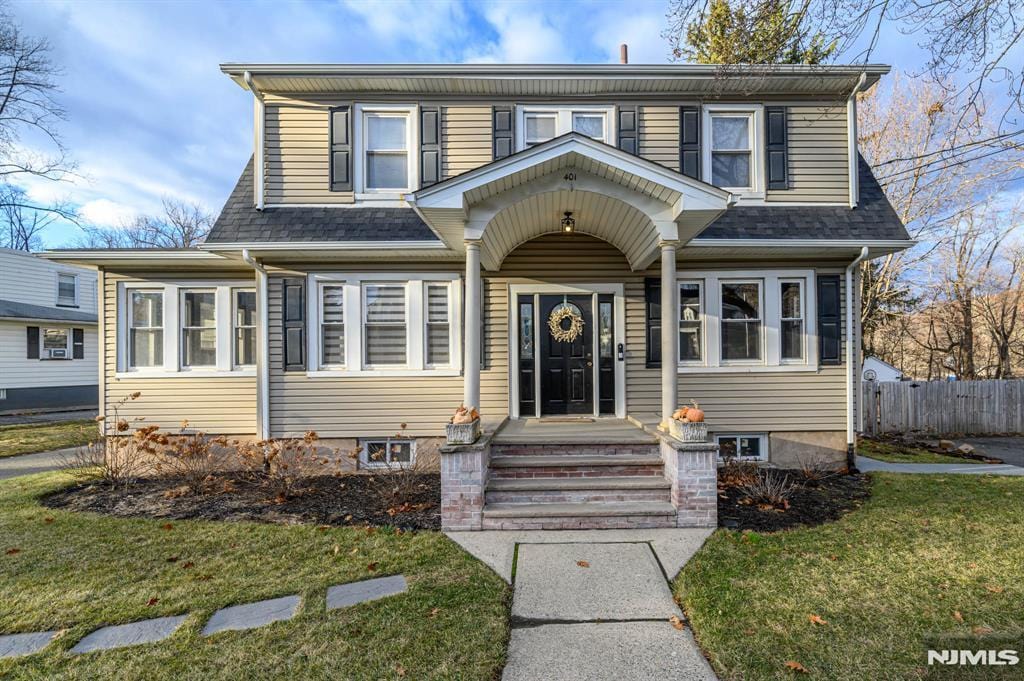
[0,248,98,413]
[862,356,904,382]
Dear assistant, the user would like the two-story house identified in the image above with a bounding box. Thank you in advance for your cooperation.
[0,248,98,413]
[48,62,911,530]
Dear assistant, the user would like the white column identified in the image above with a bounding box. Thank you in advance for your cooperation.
[464,240,482,408]
[661,241,679,427]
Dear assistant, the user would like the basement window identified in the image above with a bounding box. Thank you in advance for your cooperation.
[717,434,766,461]
[360,438,416,468]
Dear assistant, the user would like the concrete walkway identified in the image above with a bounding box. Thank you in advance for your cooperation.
[448,529,717,680]
[857,455,1024,476]
[0,447,76,481]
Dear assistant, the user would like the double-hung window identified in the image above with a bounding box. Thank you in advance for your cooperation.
[425,283,451,367]
[320,284,345,367]
[57,273,78,307]
[363,284,407,367]
[42,328,70,359]
[517,106,614,149]
[703,106,763,195]
[233,289,257,367]
[129,290,164,369]
[358,106,416,193]
[181,290,216,368]
[780,280,805,361]
[679,281,703,363]
[720,281,762,362]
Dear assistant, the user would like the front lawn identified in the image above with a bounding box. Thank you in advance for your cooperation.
[0,420,97,458]
[0,472,509,680]
[676,473,1024,680]
[858,438,982,464]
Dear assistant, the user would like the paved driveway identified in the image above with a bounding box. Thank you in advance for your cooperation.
[0,409,96,427]
[0,448,74,481]
[961,437,1024,468]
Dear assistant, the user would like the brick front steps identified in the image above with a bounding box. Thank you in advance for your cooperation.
[481,443,675,529]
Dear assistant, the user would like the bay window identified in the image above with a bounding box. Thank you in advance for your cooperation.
[517,106,614,149]
[129,290,164,369]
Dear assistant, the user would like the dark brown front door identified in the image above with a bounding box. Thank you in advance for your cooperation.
[539,295,593,415]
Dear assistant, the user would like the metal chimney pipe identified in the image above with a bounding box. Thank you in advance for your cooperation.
[619,43,628,64]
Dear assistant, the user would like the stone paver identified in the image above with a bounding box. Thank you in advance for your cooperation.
[857,455,1024,476]
[0,631,58,659]
[70,616,187,654]
[201,595,300,636]
[446,528,713,583]
[503,621,716,681]
[327,575,407,610]
[0,447,78,480]
[513,542,680,622]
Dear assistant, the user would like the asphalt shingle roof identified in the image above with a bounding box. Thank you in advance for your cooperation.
[0,299,98,324]
[207,155,909,245]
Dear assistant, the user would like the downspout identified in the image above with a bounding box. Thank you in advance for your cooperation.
[845,246,869,469]
[243,71,265,211]
[242,249,270,440]
[846,72,868,208]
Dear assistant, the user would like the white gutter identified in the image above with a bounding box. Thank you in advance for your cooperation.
[847,72,869,208]
[242,248,270,440]
[845,245,869,467]
[198,240,448,251]
[244,71,265,212]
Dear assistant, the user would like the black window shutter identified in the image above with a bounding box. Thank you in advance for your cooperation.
[282,278,306,372]
[645,278,662,368]
[617,105,638,155]
[26,326,39,359]
[817,275,841,365]
[493,105,514,160]
[765,106,789,190]
[72,328,84,359]
[420,105,441,187]
[680,106,701,180]
[329,105,352,192]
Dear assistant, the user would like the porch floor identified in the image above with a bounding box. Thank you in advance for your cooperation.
[492,418,657,445]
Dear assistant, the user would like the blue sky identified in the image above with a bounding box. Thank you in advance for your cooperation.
[11,0,933,248]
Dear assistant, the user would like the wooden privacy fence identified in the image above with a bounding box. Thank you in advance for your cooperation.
[861,379,1024,436]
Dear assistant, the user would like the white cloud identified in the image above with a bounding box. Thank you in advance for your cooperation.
[79,198,138,227]
[590,9,672,64]
[464,4,574,63]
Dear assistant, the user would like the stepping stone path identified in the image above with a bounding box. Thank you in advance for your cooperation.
[0,575,407,659]
[70,616,188,654]
[202,595,301,636]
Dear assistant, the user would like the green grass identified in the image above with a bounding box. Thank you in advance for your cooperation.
[0,472,509,680]
[675,473,1024,680]
[858,438,983,464]
[0,420,97,458]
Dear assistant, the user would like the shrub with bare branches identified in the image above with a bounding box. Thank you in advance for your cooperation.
[61,392,156,488]
[236,431,343,502]
[357,425,433,510]
[151,421,229,494]
[737,471,798,511]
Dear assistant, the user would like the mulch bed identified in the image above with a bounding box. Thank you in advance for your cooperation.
[42,472,442,531]
[718,469,871,532]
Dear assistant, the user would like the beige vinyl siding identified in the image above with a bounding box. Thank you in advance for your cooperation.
[268,266,464,438]
[101,271,257,434]
[637,106,680,172]
[264,95,354,204]
[766,104,848,203]
[442,105,492,179]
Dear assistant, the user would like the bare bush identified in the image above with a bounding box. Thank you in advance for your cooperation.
[738,471,798,510]
[718,454,760,488]
[795,455,835,484]
[60,392,155,489]
[237,432,343,501]
[358,425,434,511]
[151,421,228,494]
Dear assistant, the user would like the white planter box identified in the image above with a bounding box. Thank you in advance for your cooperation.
[669,419,708,442]
[446,418,481,445]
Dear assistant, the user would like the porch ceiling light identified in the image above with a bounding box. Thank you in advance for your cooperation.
[561,211,575,233]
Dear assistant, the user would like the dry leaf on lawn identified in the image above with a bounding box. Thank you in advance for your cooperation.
[953,611,964,623]
[972,625,994,635]
[808,614,828,626]
[367,562,378,572]
[396,664,406,677]
[669,615,685,630]
[160,523,174,531]
[984,584,1004,593]
[429,607,440,618]
[146,598,159,607]
[785,660,808,673]
[5,548,20,555]
[576,560,590,568]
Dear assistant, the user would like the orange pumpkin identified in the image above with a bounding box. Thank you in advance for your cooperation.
[672,407,690,421]
[686,401,705,423]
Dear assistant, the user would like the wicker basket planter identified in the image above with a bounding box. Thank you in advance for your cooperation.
[669,419,708,442]
[446,418,481,445]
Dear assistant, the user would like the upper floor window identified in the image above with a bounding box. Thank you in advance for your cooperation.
[57,273,78,307]
[356,105,417,194]
[702,106,764,196]
[516,106,614,150]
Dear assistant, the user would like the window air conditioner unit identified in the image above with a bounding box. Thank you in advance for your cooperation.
[47,348,67,359]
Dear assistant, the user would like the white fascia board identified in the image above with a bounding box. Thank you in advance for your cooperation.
[688,239,916,249]
[199,241,447,251]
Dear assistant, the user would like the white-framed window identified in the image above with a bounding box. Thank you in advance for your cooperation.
[516,105,615,150]
[717,434,767,461]
[720,280,762,363]
[41,328,70,359]
[676,269,817,372]
[308,274,461,377]
[359,437,416,468]
[780,280,805,362]
[128,289,164,369]
[233,289,257,368]
[181,289,217,369]
[702,105,764,196]
[679,281,703,363]
[56,273,78,307]
[118,282,254,376]
[355,104,417,195]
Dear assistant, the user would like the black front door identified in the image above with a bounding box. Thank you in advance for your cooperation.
[539,295,593,415]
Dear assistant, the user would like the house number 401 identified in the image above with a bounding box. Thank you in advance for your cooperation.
[563,172,576,182]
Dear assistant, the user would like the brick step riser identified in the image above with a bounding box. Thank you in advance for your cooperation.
[481,515,677,530]
[492,445,659,457]
[485,489,670,504]
[489,465,665,479]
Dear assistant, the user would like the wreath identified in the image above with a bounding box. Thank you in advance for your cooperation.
[548,303,584,343]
